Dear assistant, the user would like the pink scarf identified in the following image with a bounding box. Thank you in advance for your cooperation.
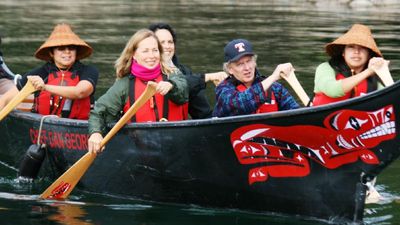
[130,60,161,81]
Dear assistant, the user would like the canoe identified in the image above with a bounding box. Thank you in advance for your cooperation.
[0,51,399,224]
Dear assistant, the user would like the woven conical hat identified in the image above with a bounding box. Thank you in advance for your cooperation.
[325,24,382,57]
[34,23,93,61]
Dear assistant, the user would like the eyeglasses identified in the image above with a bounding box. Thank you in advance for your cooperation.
[55,45,77,51]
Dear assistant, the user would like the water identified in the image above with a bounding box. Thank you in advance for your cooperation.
[0,0,400,224]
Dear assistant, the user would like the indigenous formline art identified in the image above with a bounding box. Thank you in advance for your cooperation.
[231,105,396,184]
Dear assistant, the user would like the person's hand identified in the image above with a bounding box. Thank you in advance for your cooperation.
[27,75,46,91]
[205,71,228,86]
[88,132,105,154]
[156,81,173,95]
[271,63,294,81]
[368,57,389,74]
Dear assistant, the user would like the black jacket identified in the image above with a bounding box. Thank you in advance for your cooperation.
[173,56,213,119]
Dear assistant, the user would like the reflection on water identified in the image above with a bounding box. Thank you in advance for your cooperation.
[1,0,400,224]
[45,203,92,225]
[0,171,399,224]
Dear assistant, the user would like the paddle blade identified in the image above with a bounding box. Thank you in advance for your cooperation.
[375,61,394,87]
[0,80,36,121]
[39,153,96,199]
[283,71,310,106]
[40,82,157,200]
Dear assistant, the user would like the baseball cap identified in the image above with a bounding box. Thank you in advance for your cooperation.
[224,39,254,63]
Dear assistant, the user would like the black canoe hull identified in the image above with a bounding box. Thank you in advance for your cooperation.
[1,81,400,223]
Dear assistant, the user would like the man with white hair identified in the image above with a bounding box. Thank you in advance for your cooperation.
[213,39,299,117]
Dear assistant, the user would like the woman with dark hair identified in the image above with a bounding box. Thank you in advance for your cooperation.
[312,23,390,106]
[0,23,98,119]
[149,23,227,119]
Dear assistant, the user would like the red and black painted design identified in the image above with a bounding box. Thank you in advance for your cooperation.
[231,105,396,184]
[47,181,71,199]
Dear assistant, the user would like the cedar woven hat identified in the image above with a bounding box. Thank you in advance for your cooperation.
[325,24,382,58]
[34,23,93,61]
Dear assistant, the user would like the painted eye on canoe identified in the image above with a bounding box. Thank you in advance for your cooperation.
[345,116,366,130]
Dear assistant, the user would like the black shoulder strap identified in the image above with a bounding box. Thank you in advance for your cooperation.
[265,88,272,104]
[128,76,137,122]
[367,76,378,93]
[307,93,314,107]
[162,74,169,120]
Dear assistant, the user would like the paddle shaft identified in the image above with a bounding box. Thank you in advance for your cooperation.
[40,83,157,199]
[282,71,310,106]
[0,80,36,121]
[100,84,157,146]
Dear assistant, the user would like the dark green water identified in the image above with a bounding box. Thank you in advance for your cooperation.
[1,0,400,224]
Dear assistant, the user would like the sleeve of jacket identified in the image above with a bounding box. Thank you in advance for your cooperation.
[314,62,345,97]
[188,88,213,119]
[177,64,211,119]
[166,71,189,105]
[271,82,300,110]
[212,80,267,117]
[88,77,129,135]
[18,64,48,90]
[177,64,207,96]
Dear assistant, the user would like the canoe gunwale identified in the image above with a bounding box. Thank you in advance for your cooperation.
[8,79,399,129]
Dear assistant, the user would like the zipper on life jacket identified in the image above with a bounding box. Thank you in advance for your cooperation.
[351,69,356,98]
[128,76,169,122]
[50,71,65,116]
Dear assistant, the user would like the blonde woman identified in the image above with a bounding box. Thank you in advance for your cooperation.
[88,29,188,154]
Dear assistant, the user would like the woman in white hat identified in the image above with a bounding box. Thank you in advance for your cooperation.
[0,23,98,119]
[312,24,390,106]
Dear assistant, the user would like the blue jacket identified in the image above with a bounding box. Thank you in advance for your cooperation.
[212,70,299,117]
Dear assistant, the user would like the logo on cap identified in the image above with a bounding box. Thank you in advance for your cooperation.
[235,43,246,53]
[224,39,254,63]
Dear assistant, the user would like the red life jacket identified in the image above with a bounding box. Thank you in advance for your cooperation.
[123,75,188,122]
[34,71,92,120]
[313,73,370,106]
[236,84,278,113]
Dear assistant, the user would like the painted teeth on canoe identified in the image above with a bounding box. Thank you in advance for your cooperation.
[337,135,353,149]
[360,121,395,140]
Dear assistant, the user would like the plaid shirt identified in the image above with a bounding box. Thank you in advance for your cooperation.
[212,74,299,117]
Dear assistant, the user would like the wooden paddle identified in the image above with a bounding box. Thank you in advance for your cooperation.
[365,180,381,204]
[40,82,157,199]
[365,61,392,203]
[0,80,36,121]
[282,70,310,106]
[374,60,394,87]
